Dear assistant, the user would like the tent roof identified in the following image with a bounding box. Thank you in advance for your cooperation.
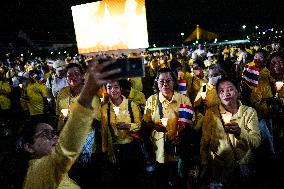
[184,25,218,42]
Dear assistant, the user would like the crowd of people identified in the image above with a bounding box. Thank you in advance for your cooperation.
[0,41,284,189]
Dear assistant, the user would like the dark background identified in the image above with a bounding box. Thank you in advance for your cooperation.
[0,0,283,46]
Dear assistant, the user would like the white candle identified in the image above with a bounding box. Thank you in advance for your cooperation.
[222,113,232,124]
[201,83,207,99]
[201,92,207,99]
[113,106,120,115]
[61,109,69,117]
[160,118,168,127]
[275,81,284,92]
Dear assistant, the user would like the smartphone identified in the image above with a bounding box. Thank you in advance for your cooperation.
[99,57,145,79]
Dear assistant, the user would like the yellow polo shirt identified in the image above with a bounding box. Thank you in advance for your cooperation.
[23,102,96,189]
[143,92,193,163]
[0,80,11,110]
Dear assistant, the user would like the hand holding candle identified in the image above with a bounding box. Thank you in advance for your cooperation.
[153,118,167,132]
[201,92,207,100]
[160,118,168,127]
[275,81,284,92]
[222,113,232,124]
[201,83,207,99]
[224,122,241,136]
[113,106,120,115]
[61,109,69,117]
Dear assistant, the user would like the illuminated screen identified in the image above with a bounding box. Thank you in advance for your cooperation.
[71,0,149,54]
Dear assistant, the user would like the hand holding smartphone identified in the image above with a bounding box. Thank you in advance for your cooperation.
[96,57,145,80]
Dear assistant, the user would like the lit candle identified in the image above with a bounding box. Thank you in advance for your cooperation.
[61,109,69,117]
[160,118,168,127]
[275,81,284,92]
[201,92,206,99]
[222,113,232,124]
[113,106,120,116]
[201,83,207,99]
[19,84,22,88]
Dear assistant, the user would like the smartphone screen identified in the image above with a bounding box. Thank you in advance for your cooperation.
[101,57,145,80]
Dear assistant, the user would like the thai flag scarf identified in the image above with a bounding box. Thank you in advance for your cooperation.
[242,65,260,87]
[178,79,187,95]
[178,104,194,128]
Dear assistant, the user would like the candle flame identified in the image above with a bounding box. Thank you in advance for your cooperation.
[113,106,120,115]
[160,118,168,127]
[61,109,69,117]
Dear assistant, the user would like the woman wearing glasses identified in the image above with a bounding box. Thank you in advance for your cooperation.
[143,68,194,189]
[19,60,120,189]
[55,63,102,188]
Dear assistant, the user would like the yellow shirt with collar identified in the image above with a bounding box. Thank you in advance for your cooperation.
[143,92,193,163]
[0,80,11,110]
[56,86,101,132]
[26,81,47,115]
[129,77,143,92]
[128,87,146,111]
[23,102,96,189]
[101,97,141,162]
[248,63,274,118]
[200,103,260,183]
[186,73,207,103]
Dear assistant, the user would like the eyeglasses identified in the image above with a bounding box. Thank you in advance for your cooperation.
[34,129,59,140]
[193,66,201,70]
[157,79,173,85]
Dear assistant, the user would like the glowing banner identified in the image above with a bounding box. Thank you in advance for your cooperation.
[71,0,149,53]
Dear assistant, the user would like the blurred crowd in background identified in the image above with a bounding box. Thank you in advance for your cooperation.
[1,40,284,189]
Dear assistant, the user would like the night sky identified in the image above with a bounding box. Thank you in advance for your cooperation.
[0,0,283,46]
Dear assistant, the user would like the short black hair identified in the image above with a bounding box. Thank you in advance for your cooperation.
[152,67,179,93]
[193,59,205,69]
[65,63,83,74]
[216,77,239,93]
[208,64,227,77]
[118,79,131,91]
[255,49,268,60]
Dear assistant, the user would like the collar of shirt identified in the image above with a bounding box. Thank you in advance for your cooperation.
[109,95,127,107]
[219,101,243,120]
[207,83,216,90]
[159,92,177,105]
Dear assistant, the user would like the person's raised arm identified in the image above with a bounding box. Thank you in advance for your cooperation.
[52,59,121,178]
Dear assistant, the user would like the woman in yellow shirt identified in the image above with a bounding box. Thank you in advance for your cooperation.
[101,79,141,189]
[143,68,194,189]
[26,69,47,118]
[56,63,101,189]
[200,77,260,188]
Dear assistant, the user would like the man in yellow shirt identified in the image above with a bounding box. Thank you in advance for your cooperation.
[26,70,47,119]
[0,70,12,115]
